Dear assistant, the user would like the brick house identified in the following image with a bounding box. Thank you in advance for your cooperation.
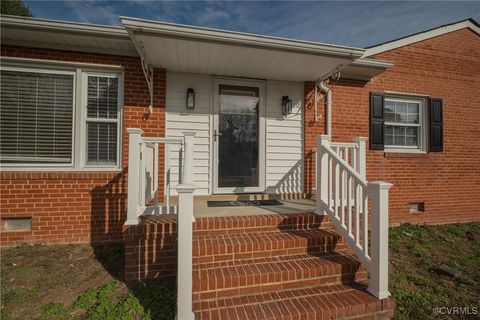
[1,15,478,319]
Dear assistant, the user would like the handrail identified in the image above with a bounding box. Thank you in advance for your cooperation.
[330,142,358,148]
[142,137,184,144]
[316,134,392,300]
[322,145,368,188]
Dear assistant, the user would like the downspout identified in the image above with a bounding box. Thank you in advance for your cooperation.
[317,79,332,136]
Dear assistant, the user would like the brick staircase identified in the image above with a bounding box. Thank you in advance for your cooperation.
[124,212,395,319]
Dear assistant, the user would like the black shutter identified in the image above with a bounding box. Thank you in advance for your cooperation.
[429,98,443,152]
[369,92,385,150]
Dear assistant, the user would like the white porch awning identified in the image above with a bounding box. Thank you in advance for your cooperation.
[121,17,366,82]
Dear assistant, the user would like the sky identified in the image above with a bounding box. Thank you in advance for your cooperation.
[23,1,480,48]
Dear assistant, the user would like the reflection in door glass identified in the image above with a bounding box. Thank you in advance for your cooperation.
[218,85,259,188]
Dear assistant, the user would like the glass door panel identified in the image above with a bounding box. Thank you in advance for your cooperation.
[217,85,259,188]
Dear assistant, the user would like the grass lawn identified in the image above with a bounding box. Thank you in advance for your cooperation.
[389,222,480,319]
[1,222,479,320]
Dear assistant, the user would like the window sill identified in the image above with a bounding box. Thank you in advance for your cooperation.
[384,151,429,159]
[384,148,426,154]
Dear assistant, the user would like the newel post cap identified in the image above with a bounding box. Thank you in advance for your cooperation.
[368,181,393,190]
[126,128,144,135]
[176,183,196,193]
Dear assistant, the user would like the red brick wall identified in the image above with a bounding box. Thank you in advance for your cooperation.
[0,46,166,246]
[304,28,480,225]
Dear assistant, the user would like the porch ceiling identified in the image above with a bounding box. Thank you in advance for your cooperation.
[121,17,366,82]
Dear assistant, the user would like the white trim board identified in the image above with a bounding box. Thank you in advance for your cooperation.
[365,19,480,57]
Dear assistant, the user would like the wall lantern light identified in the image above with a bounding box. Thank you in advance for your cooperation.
[282,96,292,116]
[186,88,195,109]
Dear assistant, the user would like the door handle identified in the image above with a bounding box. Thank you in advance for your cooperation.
[214,130,222,142]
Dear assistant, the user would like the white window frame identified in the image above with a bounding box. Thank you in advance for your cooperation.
[0,61,123,171]
[80,72,123,170]
[384,94,428,153]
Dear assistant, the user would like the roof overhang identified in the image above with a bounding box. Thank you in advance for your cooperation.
[121,17,366,82]
[340,58,393,81]
[0,15,138,57]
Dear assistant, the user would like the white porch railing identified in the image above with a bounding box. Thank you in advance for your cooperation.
[125,128,196,320]
[315,135,392,299]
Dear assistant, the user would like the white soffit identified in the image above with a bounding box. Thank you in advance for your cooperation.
[0,15,138,57]
[341,58,393,80]
[365,19,480,57]
[121,17,366,82]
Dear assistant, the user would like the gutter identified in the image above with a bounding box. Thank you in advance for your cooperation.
[0,14,129,38]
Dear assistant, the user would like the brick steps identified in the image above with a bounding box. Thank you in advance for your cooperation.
[193,283,395,320]
[193,228,347,264]
[193,252,368,300]
[124,212,394,319]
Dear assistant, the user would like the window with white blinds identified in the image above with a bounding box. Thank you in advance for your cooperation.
[86,75,119,165]
[0,70,74,164]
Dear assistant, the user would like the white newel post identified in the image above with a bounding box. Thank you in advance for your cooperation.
[125,128,144,225]
[315,135,330,215]
[176,131,196,320]
[353,137,367,180]
[367,181,392,299]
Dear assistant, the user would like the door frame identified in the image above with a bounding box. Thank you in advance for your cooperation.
[212,77,266,194]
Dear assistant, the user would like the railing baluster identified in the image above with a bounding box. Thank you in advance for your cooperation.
[363,191,369,257]
[347,173,352,234]
[353,146,357,173]
[355,181,360,246]
[153,142,159,210]
[334,158,339,218]
[164,143,169,213]
[140,142,147,209]
[328,155,332,210]
[339,166,344,225]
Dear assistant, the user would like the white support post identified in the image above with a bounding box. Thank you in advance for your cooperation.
[367,181,392,299]
[353,137,367,180]
[175,131,196,320]
[176,183,195,320]
[125,128,144,225]
[315,135,330,215]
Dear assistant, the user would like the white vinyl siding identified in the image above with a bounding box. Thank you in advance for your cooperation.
[0,69,74,164]
[165,73,304,195]
[265,81,304,194]
[166,73,211,195]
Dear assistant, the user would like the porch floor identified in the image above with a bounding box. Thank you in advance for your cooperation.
[192,198,316,217]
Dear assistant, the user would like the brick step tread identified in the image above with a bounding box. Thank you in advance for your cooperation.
[193,253,367,298]
[193,228,346,259]
[126,213,334,239]
[194,213,333,235]
[193,283,395,320]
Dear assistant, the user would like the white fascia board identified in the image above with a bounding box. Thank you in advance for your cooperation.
[121,16,365,59]
[364,20,480,57]
[350,58,394,69]
[0,14,129,38]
